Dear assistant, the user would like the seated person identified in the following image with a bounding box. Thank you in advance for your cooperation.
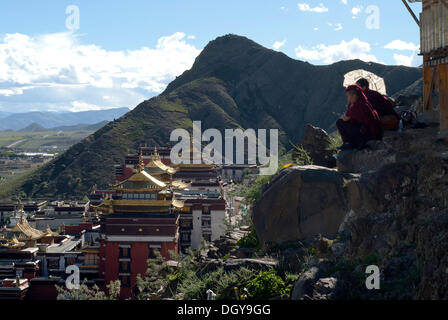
[356,78,400,131]
[337,85,383,150]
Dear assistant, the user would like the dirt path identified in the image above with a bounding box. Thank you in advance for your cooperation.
[6,139,26,148]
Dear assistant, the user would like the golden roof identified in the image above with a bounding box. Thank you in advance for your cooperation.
[10,218,44,240]
[169,180,190,190]
[145,159,177,175]
[0,236,26,248]
[172,199,185,208]
[43,225,58,237]
[126,171,166,187]
[175,163,216,171]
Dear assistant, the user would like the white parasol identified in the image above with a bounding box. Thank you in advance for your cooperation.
[343,69,387,95]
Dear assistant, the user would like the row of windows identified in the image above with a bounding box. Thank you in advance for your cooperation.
[122,193,158,200]
[119,246,161,259]
[118,246,160,287]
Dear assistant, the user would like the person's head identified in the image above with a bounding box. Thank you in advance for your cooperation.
[346,90,359,105]
[356,78,369,91]
[345,85,363,105]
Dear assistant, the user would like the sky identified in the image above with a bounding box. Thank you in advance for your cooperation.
[0,0,422,113]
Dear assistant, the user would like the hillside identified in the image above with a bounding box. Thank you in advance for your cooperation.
[18,123,47,132]
[0,108,129,131]
[18,34,422,198]
[42,121,110,132]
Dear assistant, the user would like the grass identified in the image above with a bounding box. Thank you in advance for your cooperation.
[0,130,95,150]
[0,167,39,200]
[328,130,343,151]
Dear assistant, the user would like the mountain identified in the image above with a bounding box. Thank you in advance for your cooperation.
[0,111,13,119]
[392,78,423,99]
[0,108,129,131]
[18,122,47,132]
[16,121,110,132]
[18,34,422,198]
[49,121,110,132]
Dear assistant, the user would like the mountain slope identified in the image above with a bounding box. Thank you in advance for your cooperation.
[49,121,110,132]
[0,108,129,131]
[18,122,47,132]
[18,34,422,198]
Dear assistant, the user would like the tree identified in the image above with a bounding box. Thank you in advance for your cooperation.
[56,280,121,300]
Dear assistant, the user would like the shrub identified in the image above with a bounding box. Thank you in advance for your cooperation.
[237,226,259,249]
[245,269,289,300]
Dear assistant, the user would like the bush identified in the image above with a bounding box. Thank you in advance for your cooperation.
[177,267,258,300]
[245,270,289,299]
[237,226,259,249]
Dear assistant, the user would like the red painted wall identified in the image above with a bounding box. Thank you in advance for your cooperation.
[101,240,177,299]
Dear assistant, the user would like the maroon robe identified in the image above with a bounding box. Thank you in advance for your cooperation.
[363,89,399,118]
[345,85,383,140]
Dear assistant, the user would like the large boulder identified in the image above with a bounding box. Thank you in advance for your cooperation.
[295,124,336,168]
[253,165,358,247]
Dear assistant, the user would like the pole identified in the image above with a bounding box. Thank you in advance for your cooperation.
[401,0,420,27]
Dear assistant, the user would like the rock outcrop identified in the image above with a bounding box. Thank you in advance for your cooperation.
[256,124,448,299]
[253,165,359,247]
[295,124,336,168]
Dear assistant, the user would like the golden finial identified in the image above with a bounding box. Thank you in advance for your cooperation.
[17,199,25,224]
[152,145,160,161]
[138,149,145,172]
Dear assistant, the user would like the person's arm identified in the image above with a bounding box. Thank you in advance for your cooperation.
[342,114,351,121]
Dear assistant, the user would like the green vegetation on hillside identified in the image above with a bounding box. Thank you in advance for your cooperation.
[0,167,39,201]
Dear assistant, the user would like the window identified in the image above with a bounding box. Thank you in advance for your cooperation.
[47,258,59,269]
[203,234,211,242]
[120,275,131,288]
[119,246,130,258]
[181,233,191,242]
[84,255,98,265]
[119,261,130,273]
[149,247,160,259]
[180,219,193,229]
[182,206,191,213]
[202,206,210,215]
[202,220,211,228]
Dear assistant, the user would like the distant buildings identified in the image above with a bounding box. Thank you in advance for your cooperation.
[0,145,245,299]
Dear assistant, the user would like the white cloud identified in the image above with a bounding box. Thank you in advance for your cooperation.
[342,0,348,5]
[298,3,328,13]
[272,40,286,51]
[69,101,104,112]
[0,32,201,112]
[295,38,379,64]
[334,23,343,31]
[351,6,362,15]
[384,40,419,51]
[393,51,421,67]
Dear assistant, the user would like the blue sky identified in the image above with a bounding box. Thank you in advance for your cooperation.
[0,0,422,113]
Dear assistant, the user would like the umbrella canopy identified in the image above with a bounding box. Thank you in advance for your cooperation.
[343,69,387,95]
